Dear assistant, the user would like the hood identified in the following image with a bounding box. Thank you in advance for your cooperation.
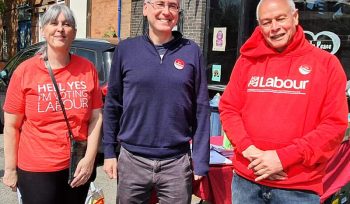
[240,25,313,58]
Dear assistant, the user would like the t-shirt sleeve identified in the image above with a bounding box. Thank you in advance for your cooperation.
[3,66,25,114]
[90,63,103,109]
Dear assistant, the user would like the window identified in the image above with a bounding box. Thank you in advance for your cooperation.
[102,49,114,84]
[73,48,97,66]
[204,0,350,88]
[205,0,242,88]
[72,48,108,83]
[295,0,350,79]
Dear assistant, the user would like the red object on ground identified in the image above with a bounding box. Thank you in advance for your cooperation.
[193,136,233,204]
[193,164,233,204]
[321,140,350,203]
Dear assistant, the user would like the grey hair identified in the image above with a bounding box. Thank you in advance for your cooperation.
[256,0,296,20]
[37,4,76,60]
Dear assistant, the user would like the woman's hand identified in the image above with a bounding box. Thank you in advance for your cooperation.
[69,109,102,188]
[3,112,23,192]
[70,157,94,188]
[3,169,18,191]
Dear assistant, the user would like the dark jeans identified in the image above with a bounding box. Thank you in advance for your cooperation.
[17,168,91,204]
[232,173,320,204]
[117,147,193,204]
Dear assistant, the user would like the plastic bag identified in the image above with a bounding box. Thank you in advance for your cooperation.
[85,182,104,204]
[17,188,23,204]
[209,93,222,136]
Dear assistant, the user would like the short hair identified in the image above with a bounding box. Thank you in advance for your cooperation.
[256,0,296,20]
[144,0,181,4]
[38,4,76,60]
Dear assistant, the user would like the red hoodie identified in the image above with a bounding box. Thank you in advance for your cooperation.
[219,25,348,195]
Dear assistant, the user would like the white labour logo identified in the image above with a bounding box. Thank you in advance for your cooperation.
[299,65,312,75]
[248,76,309,90]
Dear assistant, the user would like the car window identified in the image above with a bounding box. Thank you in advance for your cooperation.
[73,48,107,84]
[102,49,115,84]
[74,48,97,66]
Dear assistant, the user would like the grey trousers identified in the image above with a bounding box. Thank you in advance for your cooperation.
[117,147,193,204]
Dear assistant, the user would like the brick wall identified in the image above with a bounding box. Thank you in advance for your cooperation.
[130,0,145,37]
[120,0,131,39]
[90,0,118,39]
[0,0,59,61]
[130,0,207,49]
[181,0,206,49]
[1,0,27,61]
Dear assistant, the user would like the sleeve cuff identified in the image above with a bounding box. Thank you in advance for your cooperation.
[276,144,303,170]
[193,161,210,176]
[103,144,117,159]
[237,137,254,153]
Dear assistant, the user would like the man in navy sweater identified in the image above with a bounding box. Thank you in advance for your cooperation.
[102,0,210,203]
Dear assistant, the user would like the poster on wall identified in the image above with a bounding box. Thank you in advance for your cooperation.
[212,27,227,51]
[212,64,222,82]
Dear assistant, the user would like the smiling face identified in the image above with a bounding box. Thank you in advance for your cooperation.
[143,0,180,37]
[41,12,76,52]
[257,0,299,52]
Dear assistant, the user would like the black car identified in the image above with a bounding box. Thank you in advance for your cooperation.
[0,38,116,131]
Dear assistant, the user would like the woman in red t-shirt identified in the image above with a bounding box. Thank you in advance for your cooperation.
[2,4,103,204]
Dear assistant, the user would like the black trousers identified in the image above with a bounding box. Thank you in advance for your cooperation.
[17,168,92,204]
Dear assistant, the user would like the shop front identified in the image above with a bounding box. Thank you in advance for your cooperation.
[205,0,350,96]
[204,1,350,203]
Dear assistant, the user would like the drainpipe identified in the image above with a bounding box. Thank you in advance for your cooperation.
[117,0,121,41]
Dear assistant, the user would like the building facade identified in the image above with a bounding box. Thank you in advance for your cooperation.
[0,0,65,63]
[130,0,350,94]
[0,0,349,94]
[0,0,122,63]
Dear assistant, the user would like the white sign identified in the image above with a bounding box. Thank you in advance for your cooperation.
[304,30,341,54]
[212,27,227,52]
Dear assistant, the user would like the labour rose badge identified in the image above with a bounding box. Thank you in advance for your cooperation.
[174,59,185,70]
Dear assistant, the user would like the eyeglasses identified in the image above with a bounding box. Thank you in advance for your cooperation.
[147,1,180,13]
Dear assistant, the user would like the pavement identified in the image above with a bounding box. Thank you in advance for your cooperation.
[0,134,204,204]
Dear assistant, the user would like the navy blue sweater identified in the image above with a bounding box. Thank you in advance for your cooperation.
[103,32,210,175]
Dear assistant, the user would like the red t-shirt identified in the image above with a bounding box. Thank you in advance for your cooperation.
[3,54,103,172]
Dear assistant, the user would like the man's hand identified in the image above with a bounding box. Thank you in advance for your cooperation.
[267,171,288,181]
[103,158,118,179]
[194,175,203,181]
[248,150,284,181]
[242,145,263,161]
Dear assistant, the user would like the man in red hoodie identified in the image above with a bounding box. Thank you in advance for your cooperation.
[219,0,348,203]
